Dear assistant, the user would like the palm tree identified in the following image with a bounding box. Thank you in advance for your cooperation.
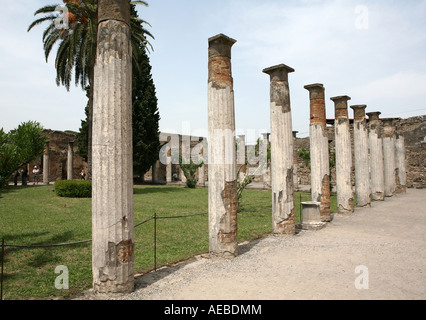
[28,0,153,179]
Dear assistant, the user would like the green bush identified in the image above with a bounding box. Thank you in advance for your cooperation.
[54,180,92,198]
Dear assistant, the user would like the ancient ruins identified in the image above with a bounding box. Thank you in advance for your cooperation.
[24,21,425,294]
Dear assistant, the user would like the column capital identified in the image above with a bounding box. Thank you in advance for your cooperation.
[331,96,351,118]
[263,64,295,82]
[350,105,367,121]
[330,95,351,106]
[367,111,381,121]
[98,0,131,25]
[382,118,395,126]
[304,83,325,99]
[208,34,237,58]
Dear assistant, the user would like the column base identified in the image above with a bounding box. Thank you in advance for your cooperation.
[296,221,327,231]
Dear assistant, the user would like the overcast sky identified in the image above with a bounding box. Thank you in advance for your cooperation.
[1,0,425,143]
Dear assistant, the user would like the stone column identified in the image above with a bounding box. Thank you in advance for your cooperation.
[300,201,326,230]
[395,129,407,194]
[382,119,397,197]
[152,160,161,184]
[237,135,247,182]
[304,84,331,222]
[208,34,238,258]
[166,153,172,183]
[367,112,385,201]
[350,105,371,207]
[43,142,50,185]
[330,96,354,214]
[67,141,74,180]
[261,133,271,187]
[92,0,134,294]
[263,64,295,236]
[292,131,299,191]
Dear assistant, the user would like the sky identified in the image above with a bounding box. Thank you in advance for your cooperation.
[1,0,426,143]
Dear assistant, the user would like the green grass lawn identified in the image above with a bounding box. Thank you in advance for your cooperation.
[0,184,335,300]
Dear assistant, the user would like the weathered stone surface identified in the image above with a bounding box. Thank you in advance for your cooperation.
[350,105,371,207]
[305,83,331,222]
[92,0,134,294]
[208,34,238,258]
[367,112,385,201]
[331,96,354,214]
[43,142,50,185]
[300,201,326,230]
[264,64,295,235]
[382,119,397,197]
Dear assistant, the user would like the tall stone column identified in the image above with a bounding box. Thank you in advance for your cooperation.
[208,34,238,258]
[237,135,247,182]
[261,133,271,187]
[382,119,397,197]
[395,129,407,194]
[292,131,299,191]
[263,64,295,235]
[67,141,74,180]
[92,0,134,294]
[304,84,331,222]
[166,149,172,183]
[331,96,354,214]
[350,105,371,207]
[43,142,50,185]
[367,112,385,201]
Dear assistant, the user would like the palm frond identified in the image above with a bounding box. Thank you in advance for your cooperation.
[131,1,149,7]
[27,14,57,32]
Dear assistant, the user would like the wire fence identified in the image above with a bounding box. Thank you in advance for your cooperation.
[0,192,312,300]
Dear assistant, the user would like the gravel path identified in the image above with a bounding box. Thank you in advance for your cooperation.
[77,188,426,300]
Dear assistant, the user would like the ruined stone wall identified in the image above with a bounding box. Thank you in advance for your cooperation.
[396,116,426,188]
[28,130,87,183]
[293,115,426,190]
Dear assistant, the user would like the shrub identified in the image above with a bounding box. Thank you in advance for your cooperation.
[55,180,92,198]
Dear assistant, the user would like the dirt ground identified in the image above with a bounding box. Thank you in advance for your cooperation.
[79,188,426,300]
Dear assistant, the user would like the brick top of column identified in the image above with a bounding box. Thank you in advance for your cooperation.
[98,0,131,25]
[367,111,381,121]
[382,118,395,136]
[208,34,237,59]
[350,105,367,121]
[331,96,351,118]
[382,118,395,127]
[262,64,295,82]
[304,83,325,100]
[306,84,326,125]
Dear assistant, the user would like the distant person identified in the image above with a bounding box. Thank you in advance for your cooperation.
[21,167,28,186]
[32,165,40,185]
[80,169,86,180]
[14,170,20,186]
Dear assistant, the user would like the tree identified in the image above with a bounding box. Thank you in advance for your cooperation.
[28,0,153,180]
[76,5,160,180]
[179,155,203,189]
[130,4,160,181]
[0,122,47,188]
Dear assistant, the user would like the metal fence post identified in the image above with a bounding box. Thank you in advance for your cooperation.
[154,213,157,272]
[1,238,5,300]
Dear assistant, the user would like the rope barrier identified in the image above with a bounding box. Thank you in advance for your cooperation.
[0,206,276,299]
